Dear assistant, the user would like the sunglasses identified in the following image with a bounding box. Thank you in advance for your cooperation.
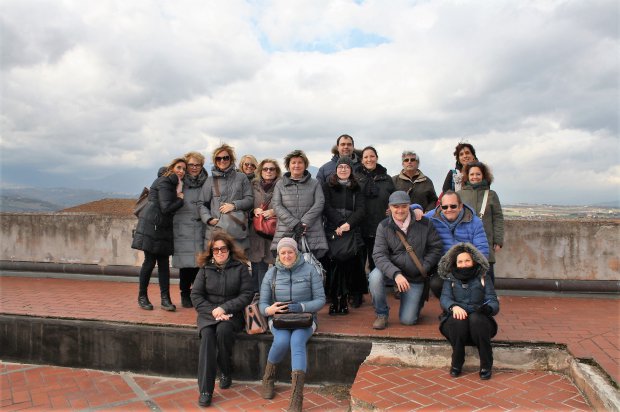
[262,167,276,172]
[441,204,459,210]
[212,246,229,254]
[215,155,231,162]
[403,157,418,163]
[243,162,256,168]
[188,163,202,168]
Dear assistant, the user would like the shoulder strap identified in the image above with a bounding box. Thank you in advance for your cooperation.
[212,177,221,197]
[394,230,427,278]
[479,190,489,218]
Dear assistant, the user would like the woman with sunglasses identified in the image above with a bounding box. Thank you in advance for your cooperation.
[172,151,208,308]
[392,150,437,212]
[458,161,503,283]
[248,159,282,292]
[199,144,253,250]
[238,154,258,181]
[191,231,254,407]
[132,157,186,311]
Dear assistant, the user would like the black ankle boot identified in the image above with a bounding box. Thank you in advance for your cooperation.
[181,295,193,308]
[161,293,176,312]
[338,295,349,315]
[138,294,153,310]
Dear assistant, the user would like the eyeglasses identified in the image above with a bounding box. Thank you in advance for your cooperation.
[212,246,229,254]
[441,204,459,210]
[188,163,202,168]
[262,167,276,172]
[215,155,230,162]
[243,163,257,168]
[337,165,350,170]
[403,158,418,163]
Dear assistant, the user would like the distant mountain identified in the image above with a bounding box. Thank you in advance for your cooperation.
[0,187,135,212]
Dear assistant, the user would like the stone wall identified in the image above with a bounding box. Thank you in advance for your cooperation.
[1,213,618,281]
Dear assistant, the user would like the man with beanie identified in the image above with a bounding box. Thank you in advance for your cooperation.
[369,191,443,329]
[392,150,438,211]
[316,134,363,183]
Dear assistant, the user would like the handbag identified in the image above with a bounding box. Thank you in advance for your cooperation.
[133,187,149,217]
[244,293,268,334]
[272,312,313,329]
[253,200,277,239]
[270,264,314,330]
[300,235,326,284]
[327,230,359,261]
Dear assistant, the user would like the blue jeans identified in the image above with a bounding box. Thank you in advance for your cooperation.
[368,268,424,325]
[267,326,313,372]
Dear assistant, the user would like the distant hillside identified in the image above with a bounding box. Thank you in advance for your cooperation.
[0,187,135,212]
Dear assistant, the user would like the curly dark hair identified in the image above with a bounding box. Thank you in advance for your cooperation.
[462,161,494,185]
[196,231,248,266]
[453,142,477,168]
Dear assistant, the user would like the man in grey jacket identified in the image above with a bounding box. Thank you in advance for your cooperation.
[369,191,443,330]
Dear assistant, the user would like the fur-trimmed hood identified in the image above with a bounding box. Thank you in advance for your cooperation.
[438,242,489,279]
[330,145,363,161]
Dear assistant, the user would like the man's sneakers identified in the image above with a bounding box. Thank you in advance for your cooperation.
[372,315,388,330]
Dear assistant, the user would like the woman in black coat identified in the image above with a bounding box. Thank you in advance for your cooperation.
[190,231,253,407]
[323,156,366,314]
[355,146,395,273]
[132,157,186,311]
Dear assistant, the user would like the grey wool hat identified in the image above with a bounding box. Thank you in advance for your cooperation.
[336,156,353,168]
[277,237,298,253]
[388,190,410,205]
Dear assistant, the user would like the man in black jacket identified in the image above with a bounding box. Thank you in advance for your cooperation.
[369,191,443,329]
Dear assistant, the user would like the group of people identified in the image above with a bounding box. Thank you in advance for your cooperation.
[130,135,504,409]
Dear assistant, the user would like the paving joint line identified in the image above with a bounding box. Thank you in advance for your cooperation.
[0,364,41,375]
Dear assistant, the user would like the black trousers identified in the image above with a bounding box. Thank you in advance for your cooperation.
[329,253,367,299]
[440,312,495,370]
[198,322,236,394]
[139,252,170,296]
[179,267,199,297]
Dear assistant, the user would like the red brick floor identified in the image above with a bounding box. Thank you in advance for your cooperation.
[0,362,349,411]
[0,275,618,411]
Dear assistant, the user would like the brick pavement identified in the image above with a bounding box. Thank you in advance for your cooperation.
[1,274,618,410]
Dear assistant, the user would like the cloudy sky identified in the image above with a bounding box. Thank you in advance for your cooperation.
[1,0,618,205]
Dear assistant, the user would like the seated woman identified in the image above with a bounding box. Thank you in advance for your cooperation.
[259,237,326,412]
[190,231,254,407]
[439,242,499,380]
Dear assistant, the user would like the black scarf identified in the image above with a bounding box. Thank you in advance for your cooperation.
[361,167,379,198]
[452,265,479,282]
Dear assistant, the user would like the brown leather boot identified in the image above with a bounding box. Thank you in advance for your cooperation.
[287,370,305,412]
[261,361,277,399]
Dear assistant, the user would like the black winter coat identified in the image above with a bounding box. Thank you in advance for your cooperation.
[131,172,184,255]
[355,164,395,238]
[191,259,254,336]
[322,179,365,234]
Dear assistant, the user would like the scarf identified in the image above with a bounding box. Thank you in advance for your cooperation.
[361,167,379,198]
[442,208,465,231]
[465,180,489,190]
[184,169,208,189]
[338,179,351,187]
[453,265,479,282]
[260,178,275,193]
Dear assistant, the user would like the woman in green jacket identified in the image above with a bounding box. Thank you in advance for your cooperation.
[458,161,504,283]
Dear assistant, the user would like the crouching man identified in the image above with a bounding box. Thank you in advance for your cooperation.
[369,191,443,330]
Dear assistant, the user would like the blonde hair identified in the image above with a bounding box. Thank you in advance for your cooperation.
[238,154,258,170]
[184,151,205,165]
[212,143,236,166]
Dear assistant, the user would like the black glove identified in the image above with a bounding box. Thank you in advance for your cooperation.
[293,222,305,238]
[477,304,493,316]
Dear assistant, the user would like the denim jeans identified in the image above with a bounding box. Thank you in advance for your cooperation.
[267,326,313,372]
[368,268,424,325]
